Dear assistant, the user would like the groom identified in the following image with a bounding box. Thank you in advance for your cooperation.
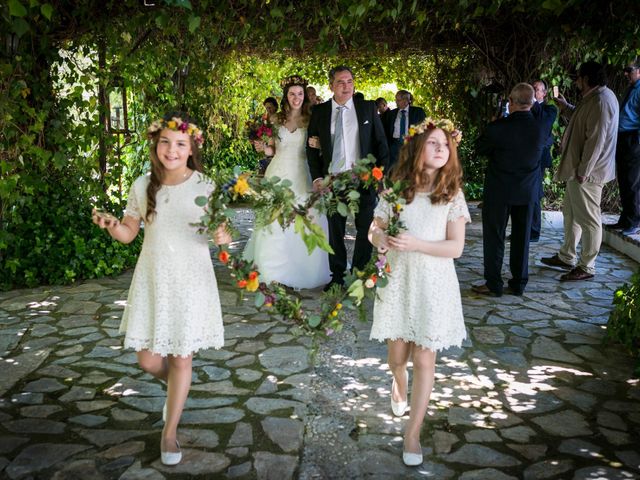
[307,66,389,290]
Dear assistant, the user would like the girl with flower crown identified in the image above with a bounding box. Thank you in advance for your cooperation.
[244,75,331,289]
[92,112,230,466]
[368,120,470,467]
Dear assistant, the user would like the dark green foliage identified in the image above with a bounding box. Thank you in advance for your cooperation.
[607,270,640,376]
[0,166,141,289]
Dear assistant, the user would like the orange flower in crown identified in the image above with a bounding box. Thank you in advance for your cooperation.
[404,117,462,145]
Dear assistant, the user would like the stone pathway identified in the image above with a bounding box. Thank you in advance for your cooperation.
[0,205,639,479]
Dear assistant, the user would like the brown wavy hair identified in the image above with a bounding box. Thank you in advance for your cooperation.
[391,128,462,205]
[277,82,311,126]
[145,112,204,223]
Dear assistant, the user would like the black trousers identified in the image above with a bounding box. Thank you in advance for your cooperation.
[615,131,640,228]
[482,200,534,294]
[531,166,548,240]
[327,193,375,283]
[388,138,402,169]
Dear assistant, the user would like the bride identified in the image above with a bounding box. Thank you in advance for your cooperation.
[244,76,331,289]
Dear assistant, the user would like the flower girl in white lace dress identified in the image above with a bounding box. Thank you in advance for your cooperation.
[92,113,230,466]
[368,120,470,467]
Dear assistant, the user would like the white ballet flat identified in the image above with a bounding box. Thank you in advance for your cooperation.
[402,450,423,466]
[161,440,182,466]
[391,372,408,417]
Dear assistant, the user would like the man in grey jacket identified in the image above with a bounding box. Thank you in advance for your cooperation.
[541,61,619,281]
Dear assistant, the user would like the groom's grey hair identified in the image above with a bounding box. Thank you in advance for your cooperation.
[329,66,354,82]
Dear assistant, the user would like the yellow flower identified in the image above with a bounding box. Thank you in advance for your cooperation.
[395,203,403,212]
[336,303,342,310]
[246,277,259,292]
[408,127,416,136]
[331,310,338,317]
[167,120,177,129]
[233,176,250,196]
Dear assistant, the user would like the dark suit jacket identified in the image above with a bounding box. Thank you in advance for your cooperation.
[531,102,558,169]
[383,105,427,144]
[476,110,546,205]
[306,98,389,182]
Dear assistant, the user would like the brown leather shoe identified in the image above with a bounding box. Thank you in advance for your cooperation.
[471,283,502,297]
[540,254,573,270]
[560,266,594,282]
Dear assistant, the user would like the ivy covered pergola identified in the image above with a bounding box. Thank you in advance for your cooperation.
[1,0,639,288]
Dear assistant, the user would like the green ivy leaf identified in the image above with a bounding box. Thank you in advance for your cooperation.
[8,0,27,17]
[307,315,322,328]
[11,18,30,37]
[194,195,208,207]
[188,15,201,33]
[270,7,284,18]
[40,3,53,19]
[155,13,168,28]
[254,291,265,307]
[337,202,349,217]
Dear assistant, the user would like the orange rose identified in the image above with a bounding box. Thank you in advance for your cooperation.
[370,274,378,284]
[385,264,391,273]
[360,172,370,181]
[372,167,383,181]
[218,250,230,264]
[248,271,258,281]
[237,279,247,288]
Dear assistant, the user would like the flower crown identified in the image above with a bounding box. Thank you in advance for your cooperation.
[147,117,204,147]
[280,75,308,90]
[404,118,463,145]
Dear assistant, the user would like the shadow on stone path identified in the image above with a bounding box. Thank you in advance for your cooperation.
[0,205,638,479]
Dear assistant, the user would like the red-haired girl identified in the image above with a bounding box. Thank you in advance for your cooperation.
[368,119,470,466]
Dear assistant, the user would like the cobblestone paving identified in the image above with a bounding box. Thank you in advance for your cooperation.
[0,206,639,479]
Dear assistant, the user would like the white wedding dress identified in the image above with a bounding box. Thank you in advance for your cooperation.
[243,126,331,289]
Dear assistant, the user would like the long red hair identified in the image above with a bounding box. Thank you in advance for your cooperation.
[391,128,462,205]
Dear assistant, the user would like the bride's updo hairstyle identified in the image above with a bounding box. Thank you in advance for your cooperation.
[278,75,311,126]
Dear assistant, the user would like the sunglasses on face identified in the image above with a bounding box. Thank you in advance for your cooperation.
[623,67,638,74]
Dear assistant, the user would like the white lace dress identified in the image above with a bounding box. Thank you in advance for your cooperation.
[370,190,471,351]
[243,126,331,289]
[119,172,224,357]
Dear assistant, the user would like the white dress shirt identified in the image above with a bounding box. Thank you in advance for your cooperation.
[393,107,410,139]
[331,97,360,171]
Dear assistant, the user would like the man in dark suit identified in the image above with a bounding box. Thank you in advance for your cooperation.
[307,66,389,290]
[472,83,546,297]
[383,90,427,167]
[530,80,558,241]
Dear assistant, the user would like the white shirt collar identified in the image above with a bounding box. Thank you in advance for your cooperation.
[332,97,354,110]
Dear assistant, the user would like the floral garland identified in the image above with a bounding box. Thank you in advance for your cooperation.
[147,116,204,147]
[404,117,463,145]
[195,156,403,339]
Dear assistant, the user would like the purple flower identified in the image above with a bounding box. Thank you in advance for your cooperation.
[375,255,387,269]
[325,328,334,336]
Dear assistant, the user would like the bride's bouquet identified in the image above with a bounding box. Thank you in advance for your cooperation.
[245,113,275,144]
[245,113,276,175]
